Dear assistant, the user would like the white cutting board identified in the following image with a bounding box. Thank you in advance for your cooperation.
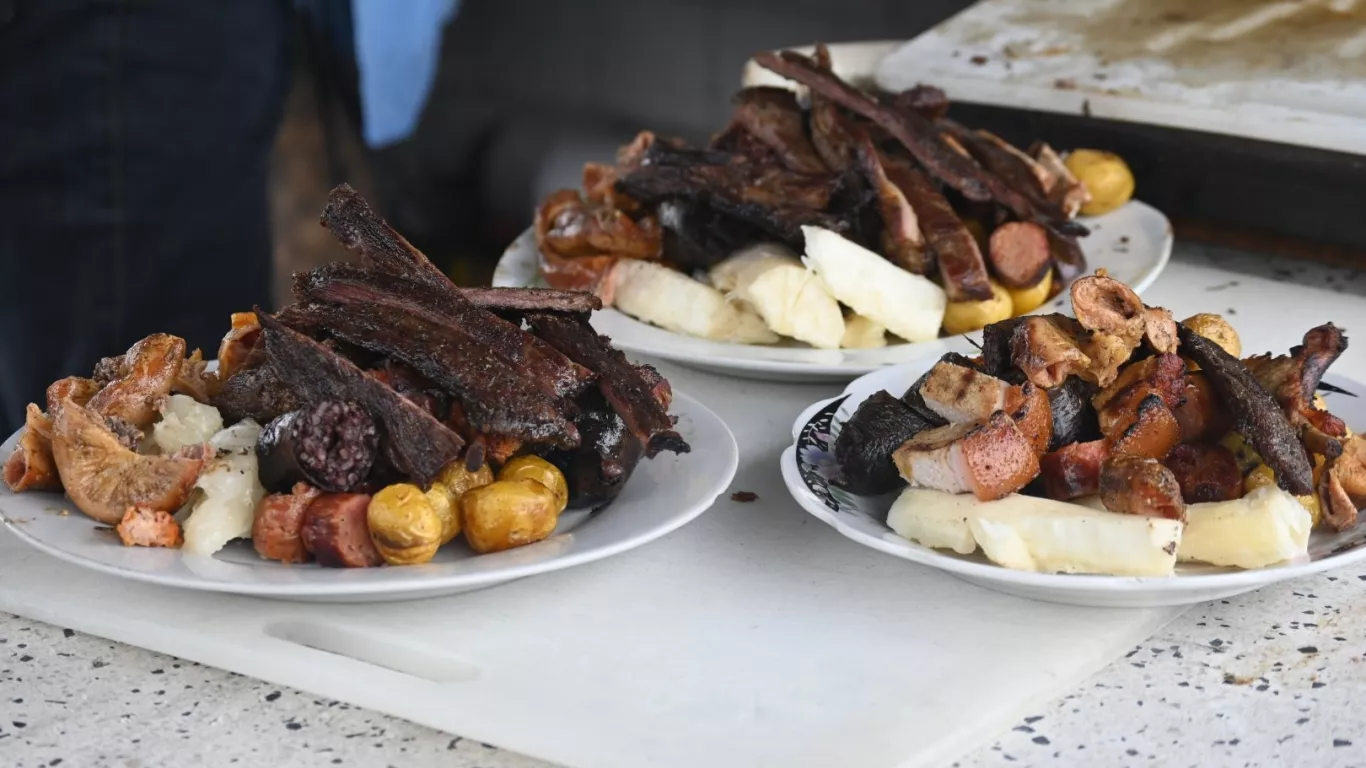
[3,261,1363,768]
[873,0,1366,156]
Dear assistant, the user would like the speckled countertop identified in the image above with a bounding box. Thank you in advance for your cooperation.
[4,243,1366,768]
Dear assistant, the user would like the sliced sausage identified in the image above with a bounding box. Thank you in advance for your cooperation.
[1172,373,1230,444]
[1164,443,1242,504]
[253,483,323,564]
[988,222,1051,289]
[1039,438,1109,500]
[1099,455,1186,521]
[1110,395,1182,461]
[301,492,383,568]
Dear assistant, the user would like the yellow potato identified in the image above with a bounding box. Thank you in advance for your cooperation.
[1241,460,1324,527]
[942,280,1013,336]
[1006,269,1053,316]
[1181,313,1241,370]
[460,479,560,554]
[367,484,443,566]
[1064,149,1134,216]
[435,459,494,499]
[498,456,569,514]
[425,483,461,545]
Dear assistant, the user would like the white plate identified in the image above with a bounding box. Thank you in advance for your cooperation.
[779,350,1366,608]
[495,202,1172,382]
[0,391,736,603]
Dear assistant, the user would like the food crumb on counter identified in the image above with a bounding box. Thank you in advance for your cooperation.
[730,491,758,503]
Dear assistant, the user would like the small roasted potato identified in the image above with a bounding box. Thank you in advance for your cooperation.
[1181,313,1241,369]
[1064,149,1134,216]
[498,456,569,513]
[1006,269,1053,317]
[460,478,560,554]
[425,483,461,545]
[367,483,442,565]
[435,459,494,499]
[942,279,1013,336]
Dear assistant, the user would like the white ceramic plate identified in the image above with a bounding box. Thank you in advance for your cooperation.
[779,350,1366,608]
[494,202,1172,382]
[0,391,736,603]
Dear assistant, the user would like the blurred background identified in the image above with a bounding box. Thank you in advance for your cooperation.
[276,0,970,300]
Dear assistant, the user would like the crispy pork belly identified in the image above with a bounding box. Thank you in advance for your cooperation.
[117,506,184,548]
[87,334,186,430]
[1093,354,1187,439]
[47,377,101,414]
[1007,382,1054,457]
[1011,316,1091,389]
[893,411,1039,501]
[1098,455,1186,521]
[4,404,60,492]
[1110,394,1183,461]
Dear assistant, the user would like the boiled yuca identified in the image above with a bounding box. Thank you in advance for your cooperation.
[607,259,778,344]
[888,488,1183,576]
[709,244,845,349]
[801,226,946,343]
[1178,485,1310,569]
[840,313,887,349]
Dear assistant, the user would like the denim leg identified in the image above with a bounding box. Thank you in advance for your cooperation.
[0,0,291,434]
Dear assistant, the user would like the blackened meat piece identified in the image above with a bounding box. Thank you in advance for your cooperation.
[1047,376,1101,451]
[939,121,1084,235]
[754,50,992,201]
[616,141,847,244]
[320,184,450,288]
[808,45,860,172]
[545,393,645,510]
[727,86,828,174]
[287,300,579,449]
[257,401,379,494]
[525,313,688,458]
[980,317,1027,379]
[1178,326,1314,495]
[457,287,602,316]
[295,263,594,402]
[657,200,770,270]
[212,364,302,425]
[255,311,465,486]
[834,391,933,495]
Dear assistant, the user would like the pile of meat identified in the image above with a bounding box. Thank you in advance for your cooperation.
[535,43,1089,313]
[835,271,1366,533]
[4,185,689,561]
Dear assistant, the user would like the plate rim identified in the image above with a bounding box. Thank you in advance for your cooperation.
[496,201,1174,378]
[1,390,737,598]
[780,367,1366,595]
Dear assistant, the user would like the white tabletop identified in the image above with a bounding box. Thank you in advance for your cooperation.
[4,241,1366,768]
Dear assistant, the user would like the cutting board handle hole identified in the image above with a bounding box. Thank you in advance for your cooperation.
[264,620,481,684]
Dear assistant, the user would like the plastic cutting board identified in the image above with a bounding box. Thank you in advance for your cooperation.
[5,261,1364,768]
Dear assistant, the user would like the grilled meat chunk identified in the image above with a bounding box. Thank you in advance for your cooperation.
[854,134,928,274]
[255,312,465,487]
[883,157,993,301]
[834,391,933,496]
[1099,455,1186,521]
[893,411,1039,501]
[1179,325,1314,495]
[525,313,688,458]
[1039,439,1110,500]
[1164,443,1242,504]
[727,86,827,175]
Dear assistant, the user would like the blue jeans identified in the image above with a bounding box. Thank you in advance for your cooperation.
[0,0,292,434]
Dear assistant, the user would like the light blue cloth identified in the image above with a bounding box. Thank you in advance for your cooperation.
[351,0,459,148]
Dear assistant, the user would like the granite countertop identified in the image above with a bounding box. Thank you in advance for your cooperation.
[3,243,1366,768]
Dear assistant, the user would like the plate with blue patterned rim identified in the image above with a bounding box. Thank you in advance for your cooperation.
[779,349,1366,608]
